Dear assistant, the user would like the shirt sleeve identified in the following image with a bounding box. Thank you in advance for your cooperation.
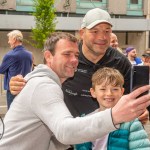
[0,54,15,74]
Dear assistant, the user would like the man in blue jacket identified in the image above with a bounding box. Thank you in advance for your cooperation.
[0,30,32,109]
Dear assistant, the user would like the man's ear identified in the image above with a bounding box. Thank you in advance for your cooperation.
[43,50,52,64]
[90,88,97,99]
[79,29,84,40]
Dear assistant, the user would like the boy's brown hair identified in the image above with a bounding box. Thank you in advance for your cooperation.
[91,67,124,89]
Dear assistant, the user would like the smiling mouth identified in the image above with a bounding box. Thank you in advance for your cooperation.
[104,98,115,102]
[95,40,107,45]
[67,66,76,71]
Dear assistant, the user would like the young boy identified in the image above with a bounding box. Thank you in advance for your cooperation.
[75,67,150,150]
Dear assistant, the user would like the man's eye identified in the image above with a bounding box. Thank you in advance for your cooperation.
[64,53,70,56]
[105,31,111,34]
[75,55,79,59]
[91,30,97,33]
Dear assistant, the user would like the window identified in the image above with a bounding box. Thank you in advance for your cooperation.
[130,0,138,4]
[81,0,102,1]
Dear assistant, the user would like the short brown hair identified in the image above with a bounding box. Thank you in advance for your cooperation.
[43,32,78,63]
[44,32,78,55]
[91,67,124,89]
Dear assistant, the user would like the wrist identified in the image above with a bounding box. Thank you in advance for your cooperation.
[111,108,121,128]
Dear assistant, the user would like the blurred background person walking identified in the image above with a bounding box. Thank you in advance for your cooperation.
[142,48,150,67]
[126,47,143,66]
[0,30,32,109]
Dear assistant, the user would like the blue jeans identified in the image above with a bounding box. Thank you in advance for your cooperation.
[6,90,16,110]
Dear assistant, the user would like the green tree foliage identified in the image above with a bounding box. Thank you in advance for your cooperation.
[31,0,56,49]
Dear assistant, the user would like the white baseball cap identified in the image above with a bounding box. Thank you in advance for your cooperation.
[81,8,112,29]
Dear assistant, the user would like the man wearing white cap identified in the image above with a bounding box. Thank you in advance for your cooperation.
[62,8,149,123]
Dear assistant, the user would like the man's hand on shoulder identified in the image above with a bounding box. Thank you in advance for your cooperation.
[9,75,26,95]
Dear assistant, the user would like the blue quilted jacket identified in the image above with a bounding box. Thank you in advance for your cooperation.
[75,119,150,150]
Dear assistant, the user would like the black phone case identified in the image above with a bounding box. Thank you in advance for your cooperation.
[130,65,149,93]
[130,65,150,116]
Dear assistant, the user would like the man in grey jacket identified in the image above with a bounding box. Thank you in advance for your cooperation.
[1,32,150,150]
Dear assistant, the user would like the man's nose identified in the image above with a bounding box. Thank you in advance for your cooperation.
[71,55,78,64]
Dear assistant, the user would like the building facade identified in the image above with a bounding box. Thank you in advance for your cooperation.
[0,0,150,113]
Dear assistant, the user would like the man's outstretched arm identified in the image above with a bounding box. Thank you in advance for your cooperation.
[9,74,150,125]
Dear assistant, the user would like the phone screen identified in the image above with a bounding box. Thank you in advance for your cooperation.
[130,65,149,96]
[130,65,150,117]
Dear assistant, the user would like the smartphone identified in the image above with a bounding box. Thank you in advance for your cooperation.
[130,65,150,118]
[130,65,149,97]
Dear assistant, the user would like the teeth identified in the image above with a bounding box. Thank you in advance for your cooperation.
[104,98,114,101]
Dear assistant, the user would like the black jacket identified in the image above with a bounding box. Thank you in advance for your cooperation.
[62,44,131,117]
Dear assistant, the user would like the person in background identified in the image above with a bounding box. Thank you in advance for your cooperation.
[142,51,150,116]
[1,32,150,150]
[142,48,150,67]
[0,30,32,109]
[110,33,123,53]
[126,47,143,66]
[75,67,150,150]
[9,8,149,126]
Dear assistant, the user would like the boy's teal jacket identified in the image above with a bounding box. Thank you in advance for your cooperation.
[75,119,150,150]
